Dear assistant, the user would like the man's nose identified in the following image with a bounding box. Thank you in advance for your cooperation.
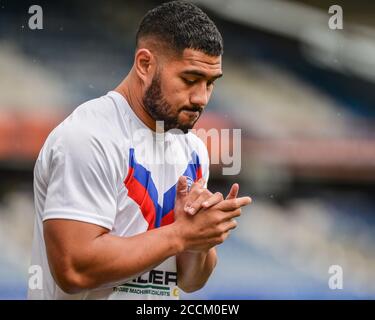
[190,85,209,108]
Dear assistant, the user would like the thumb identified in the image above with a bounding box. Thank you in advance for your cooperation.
[176,176,188,199]
[226,183,239,200]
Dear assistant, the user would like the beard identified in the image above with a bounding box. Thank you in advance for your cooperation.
[142,72,203,134]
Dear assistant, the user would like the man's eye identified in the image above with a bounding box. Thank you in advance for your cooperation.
[183,78,196,85]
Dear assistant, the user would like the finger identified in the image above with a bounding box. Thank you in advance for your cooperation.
[220,219,238,233]
[184,179,208,212]
[221,208,242,221]
[189,178,206,193]
[176,176,188,198]
[185,189,214,215]
[187,192,223,215]
[216,231,231,245]
[215,196,252,211]
[202,192,224,209]
[226,183,239,200]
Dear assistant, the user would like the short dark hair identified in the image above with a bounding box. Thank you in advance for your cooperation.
[136,1,223,56]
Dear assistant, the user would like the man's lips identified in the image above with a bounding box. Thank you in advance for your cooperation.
[180,109,201,120]
[180,107,202,113]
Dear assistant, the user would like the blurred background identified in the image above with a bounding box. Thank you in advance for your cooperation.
[0,0,374,299]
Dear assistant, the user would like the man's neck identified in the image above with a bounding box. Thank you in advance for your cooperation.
[114,72,157,132]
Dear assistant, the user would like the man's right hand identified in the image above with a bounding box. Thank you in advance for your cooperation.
[173,177,252,253]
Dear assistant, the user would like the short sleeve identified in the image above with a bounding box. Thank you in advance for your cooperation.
[42,126,119,230]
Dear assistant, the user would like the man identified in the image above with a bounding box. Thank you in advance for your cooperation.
[28,1,251,300]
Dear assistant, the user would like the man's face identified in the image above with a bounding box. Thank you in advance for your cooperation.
[143,49,222,133]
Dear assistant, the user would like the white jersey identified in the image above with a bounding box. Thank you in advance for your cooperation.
[28,91,209,300]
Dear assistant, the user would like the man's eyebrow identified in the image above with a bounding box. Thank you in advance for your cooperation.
[181,70,223,80]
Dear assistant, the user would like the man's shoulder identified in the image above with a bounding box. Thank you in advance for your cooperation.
[72,93,120,129]
[43,93,128,159]
[64,94,124,138]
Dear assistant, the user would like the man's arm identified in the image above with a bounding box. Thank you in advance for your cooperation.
[175,182,243,293]
[44,219,183,294]
[43,178,251,294]
[176,248,217,293]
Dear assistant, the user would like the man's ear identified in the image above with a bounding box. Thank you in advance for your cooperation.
[134,48,156,86]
